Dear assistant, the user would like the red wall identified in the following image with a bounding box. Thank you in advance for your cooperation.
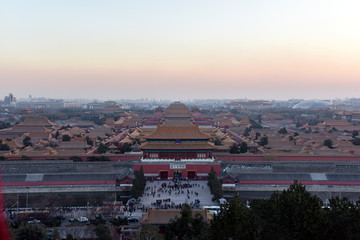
[134,163,221,178]
[217,155,360,162]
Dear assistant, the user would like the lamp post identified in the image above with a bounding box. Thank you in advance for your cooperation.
[26,187,29,209]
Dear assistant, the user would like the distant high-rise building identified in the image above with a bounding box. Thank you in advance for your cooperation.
[4,93,15,106]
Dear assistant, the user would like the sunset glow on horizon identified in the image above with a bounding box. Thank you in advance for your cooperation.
[1,0,360,100]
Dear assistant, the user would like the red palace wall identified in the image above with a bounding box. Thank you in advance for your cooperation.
[134,163,221,179]
[216,155,360,162]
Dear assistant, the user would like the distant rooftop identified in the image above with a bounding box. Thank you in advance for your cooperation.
[293,100,331,109]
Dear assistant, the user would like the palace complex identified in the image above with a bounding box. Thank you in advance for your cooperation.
[135,102,221,179]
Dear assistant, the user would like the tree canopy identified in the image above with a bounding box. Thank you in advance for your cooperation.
[230,143,240,154]
[239,142,248,153]
[0,142,10,151]
[278,127,288,134]
[252,181,326,240]
[153,181,360,240]
[323,139,333,149]
[62,134,71,142]
[210,195,257,240]
[23,136,32,147]
[352,138,360,146]
[93,224,112,240]
[15,223,45,240]
[139,224,163,240]
[259,136,268,146]
[165,204,209,240]
[352,130,359,138]
[230,142,248,154]
[207,168,223,201]
[97,143,107,154]
[131,167,146,199]
[243,127,251,137]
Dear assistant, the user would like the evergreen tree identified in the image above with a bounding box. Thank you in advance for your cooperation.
[210,196,257,240]
[243,127,251,137]
[97,143,107,154]
[325,196,360,240]
[352,130,359,138]
[120,142,132,153]
[51,228,60,240]
[352,138,360,146]
[111,216,128,226]
[239,142,248,153]
[0,142,10,151]
[278,127,288,134]
[93,224,112,240]
[213,138,222,146]
[55,131,59,139]
[131,167,146,199]
[16,223,45,240]
[323,139,333,149]
[207,168,223,201]
[230,143,240,154]
[62,134,71,142]
[139,224,163,240]
[23,136,32,147]
[259,136,268,146]
[66,234,74,240]
[252,181,325,240]
[86,136,94,146]
[165,204,209,240]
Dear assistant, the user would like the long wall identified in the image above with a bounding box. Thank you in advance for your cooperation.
[134,163,221,179]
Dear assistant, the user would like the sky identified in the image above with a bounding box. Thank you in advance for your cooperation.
[1,0,360,101]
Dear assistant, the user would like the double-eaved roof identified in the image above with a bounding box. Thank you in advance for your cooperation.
[145,125,211,140]
[140,142,215,150]
[164,102,192,119]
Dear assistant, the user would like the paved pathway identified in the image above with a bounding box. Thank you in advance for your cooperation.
[139,180,216,209]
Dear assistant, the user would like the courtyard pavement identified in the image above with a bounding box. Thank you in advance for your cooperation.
[138,180,217,210]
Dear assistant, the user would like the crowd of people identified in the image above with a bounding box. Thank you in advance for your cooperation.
[141,179,204,210]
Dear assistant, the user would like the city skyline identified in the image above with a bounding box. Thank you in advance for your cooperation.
[1,1,360,100]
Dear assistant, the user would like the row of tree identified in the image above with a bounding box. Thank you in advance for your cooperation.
[13,222,112,240]
[131,167,146,199]
[0,140,10,150]
[12,181,360,240]
[97,142,133,154]
[230,142,248,154]
[0,121,10,130]
[12,214,129,240]
[207,168,223,201]
[166,181,360,240]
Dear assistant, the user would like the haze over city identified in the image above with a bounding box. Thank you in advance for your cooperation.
[1,0,360,100]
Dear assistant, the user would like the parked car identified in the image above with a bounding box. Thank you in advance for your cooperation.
[128,218,139,225]
[78,217,88,222]
[27,219,41,224]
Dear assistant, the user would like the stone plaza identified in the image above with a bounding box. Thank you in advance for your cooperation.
[139,180,216,210]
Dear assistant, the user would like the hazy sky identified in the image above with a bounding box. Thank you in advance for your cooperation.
[1,0,360,101]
